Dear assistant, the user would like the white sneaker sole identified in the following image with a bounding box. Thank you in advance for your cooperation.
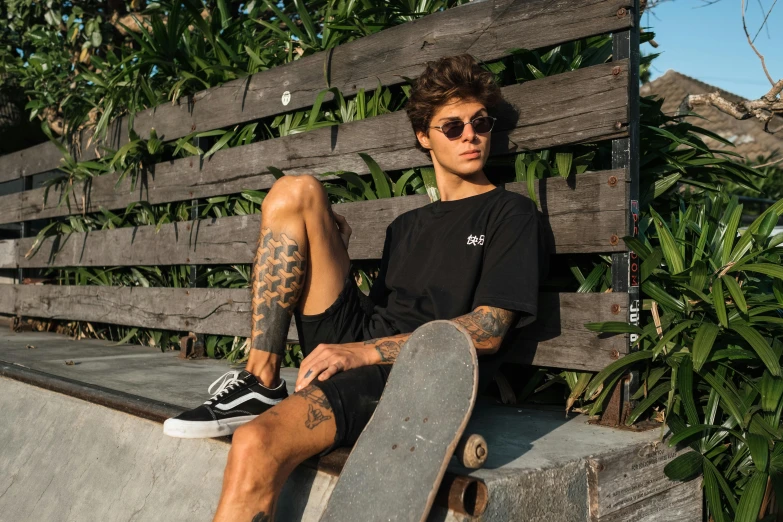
[163,415,258,439]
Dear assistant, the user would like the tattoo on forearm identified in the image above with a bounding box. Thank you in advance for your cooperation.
[363,334,409,364]
[251,228,305,354]
[454,306,517,350]
[295,386,334,430]
[251,512,271,522]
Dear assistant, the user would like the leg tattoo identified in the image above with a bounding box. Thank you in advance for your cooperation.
[251,228,306,354]
[295,387,333,430]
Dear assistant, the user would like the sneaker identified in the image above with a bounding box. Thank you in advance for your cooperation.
[163,370,288,438]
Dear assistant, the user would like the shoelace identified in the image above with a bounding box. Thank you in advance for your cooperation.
[205,370,246,404]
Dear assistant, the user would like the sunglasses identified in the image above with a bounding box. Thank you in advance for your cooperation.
[430,116,497,140]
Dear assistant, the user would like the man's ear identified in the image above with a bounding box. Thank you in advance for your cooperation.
[416,130,432,150]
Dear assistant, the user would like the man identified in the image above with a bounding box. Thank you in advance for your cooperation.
[164,53,541,522]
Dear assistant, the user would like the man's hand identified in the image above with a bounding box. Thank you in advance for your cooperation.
[333,212,352,250]
[293,306,519,391]
[295,341,375,392]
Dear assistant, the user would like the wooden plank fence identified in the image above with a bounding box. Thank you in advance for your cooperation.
[0,0,633,184]
[0,0,640,376]
[0,61,628,225]
[2,169,627,270]
[0,285,625,372]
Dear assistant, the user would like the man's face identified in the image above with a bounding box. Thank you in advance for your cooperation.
[416,97,491,177]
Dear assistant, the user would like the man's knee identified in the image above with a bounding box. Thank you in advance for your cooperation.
[230,422,278,465]
[263,175,327,217]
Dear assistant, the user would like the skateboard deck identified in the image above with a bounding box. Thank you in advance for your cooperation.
[319,320,479,522]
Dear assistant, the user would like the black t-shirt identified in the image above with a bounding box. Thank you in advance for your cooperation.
[366,185,542,338]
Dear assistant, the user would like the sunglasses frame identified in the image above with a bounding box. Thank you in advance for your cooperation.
[429,115,497,140]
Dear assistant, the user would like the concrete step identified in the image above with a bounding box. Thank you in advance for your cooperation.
[0,329,703,521]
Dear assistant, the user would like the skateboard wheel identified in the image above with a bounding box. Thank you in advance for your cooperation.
[455,433,487,469]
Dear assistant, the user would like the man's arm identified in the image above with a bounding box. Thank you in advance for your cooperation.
[294,306,519,392]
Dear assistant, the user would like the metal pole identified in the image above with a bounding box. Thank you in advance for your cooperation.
[610,0,641,423]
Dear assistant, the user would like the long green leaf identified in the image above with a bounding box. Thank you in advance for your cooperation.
[203,130,236,159]
[625,383,669,425]
[663,451,703,481]
[712,277,729,328]
[584,351,653,399]
[555,152,572,178]
[735,263,783,281]
[692,322,720,372]
[720,203,743,267]
[703,460,730,522]
[760,371,783,413]
[651,320,696,358]
[731,325,781,377]
[642,281,686,312]
[734,471,768,522]
[701,371,747,427]
[722,275,747,314]
[704,457,739,512]
[358,152,392,199]
[678,357,701,425]
[730,199,783,262]
[746,433,770,472]
[650,207,685,274]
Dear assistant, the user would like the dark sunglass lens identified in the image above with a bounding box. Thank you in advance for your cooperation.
[473,117,494,133]
[442,121,465,139]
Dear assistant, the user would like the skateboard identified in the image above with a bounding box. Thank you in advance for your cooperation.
[319,320,484,522]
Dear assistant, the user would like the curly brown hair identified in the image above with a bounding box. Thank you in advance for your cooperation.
[405,54,503,154]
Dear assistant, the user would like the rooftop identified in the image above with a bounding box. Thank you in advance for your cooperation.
[641,70,783,161]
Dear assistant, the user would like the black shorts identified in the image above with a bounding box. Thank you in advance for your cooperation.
[293,268,502,455]
[293,268,393,455]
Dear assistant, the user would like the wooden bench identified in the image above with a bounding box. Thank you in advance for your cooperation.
[0,1,696,520]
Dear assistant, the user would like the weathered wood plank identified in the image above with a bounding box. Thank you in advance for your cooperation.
[588,440,690,519]
[0,285,15,314]
[0,0,633,184]
[12,286,625,372]
[0,61,628,225]
[0,240,16,270]
[506,292,627,371]
[15,169,627,269]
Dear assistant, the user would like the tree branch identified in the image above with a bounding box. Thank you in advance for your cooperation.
[682,89,782,134]
[742,0,775,85]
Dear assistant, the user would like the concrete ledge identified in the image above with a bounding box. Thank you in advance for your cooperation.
[0,330,703,521]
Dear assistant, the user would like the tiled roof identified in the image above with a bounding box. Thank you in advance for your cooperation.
[640,70,783,161]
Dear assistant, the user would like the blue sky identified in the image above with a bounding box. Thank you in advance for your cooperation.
[645,0,782,99]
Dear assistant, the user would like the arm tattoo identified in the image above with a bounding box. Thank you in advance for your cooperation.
[295,386,334,430]
[251,512,271,522]
[250,228,305,354]
[454,306,518,352]
[363,334,410,364]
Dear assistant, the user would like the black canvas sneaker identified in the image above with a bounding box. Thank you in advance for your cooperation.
[163,370,288,438]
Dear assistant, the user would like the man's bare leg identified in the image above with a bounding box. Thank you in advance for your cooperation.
[213,385,337,522]
[210,175,350,520]
[244,174,351,387]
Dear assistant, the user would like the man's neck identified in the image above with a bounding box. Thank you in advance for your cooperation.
[434,168,495,202]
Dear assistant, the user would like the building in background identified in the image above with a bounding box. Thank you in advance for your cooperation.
[641,70,783,162]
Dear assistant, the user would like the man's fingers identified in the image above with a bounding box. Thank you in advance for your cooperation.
[317,365,341,382]
[296,360,330,391]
